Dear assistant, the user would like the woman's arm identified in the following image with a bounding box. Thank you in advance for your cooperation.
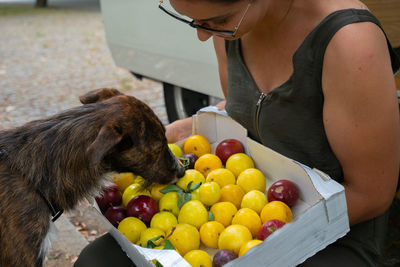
[322,21,400,226]
[165,117,193,143]
[213,36,228,98]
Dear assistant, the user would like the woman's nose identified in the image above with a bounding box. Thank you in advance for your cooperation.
[196,28,213,42]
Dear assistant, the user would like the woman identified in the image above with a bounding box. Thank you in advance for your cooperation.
[75,0,399,266]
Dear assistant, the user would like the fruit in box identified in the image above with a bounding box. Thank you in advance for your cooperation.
[267,179,300,207]
[111,172,135,193]
[236,168,266,193]
[218,224,252,255]
[215,138,245,165]
[168,143,183,158]
[260,201,293,224]
[176,169,205,190]
[231,208,262,237]
[150,211,178,234]
[178,200,208,229]
[183,134,211,157]
[257,219,286,241]
[212,249,237,267]
[159,192,180,216]
[126,195,158,224]
[194,153,223,177]
[191,188,200,200]
[107,134,300,266]
[241,190,268,214]
[238,239,263,257]
[225,153,254,177]
[185,153,198,169]
[95,183,122,213]
[167,223,200,256]
[210,202,237,227]
[219,184,245,209]
[184,249,212,267]
[104,206,126,227]
[205,168,236,188]
[199,182,221,206]
[200,221,225,249]
[151,183,167,201]
[117,217,147,244]
[122,183,151,207]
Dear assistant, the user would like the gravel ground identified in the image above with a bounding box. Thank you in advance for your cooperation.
[0,1,168,266]
[0,0,168,129]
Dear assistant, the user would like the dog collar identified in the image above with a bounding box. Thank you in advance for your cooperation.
[37,189,64,222]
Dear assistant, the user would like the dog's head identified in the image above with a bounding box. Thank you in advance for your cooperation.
[80,88,185,185]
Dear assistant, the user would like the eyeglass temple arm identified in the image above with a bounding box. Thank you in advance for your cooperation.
[234,2,251,31]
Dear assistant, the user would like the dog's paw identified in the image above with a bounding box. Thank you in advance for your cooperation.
[79,88,123,104]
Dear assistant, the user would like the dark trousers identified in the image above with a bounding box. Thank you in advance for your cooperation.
[75,211,389,267]
[74,233,135,267]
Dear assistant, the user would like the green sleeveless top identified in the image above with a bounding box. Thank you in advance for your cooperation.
[225,9,399,183]
[225,9,399,265]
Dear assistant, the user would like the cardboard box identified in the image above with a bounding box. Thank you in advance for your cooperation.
[94,111,350,267]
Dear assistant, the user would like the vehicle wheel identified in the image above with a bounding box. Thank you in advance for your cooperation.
[163,83,220,123]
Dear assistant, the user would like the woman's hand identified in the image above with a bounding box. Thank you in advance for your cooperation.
[165,117,193,143]
[165,101,226,143]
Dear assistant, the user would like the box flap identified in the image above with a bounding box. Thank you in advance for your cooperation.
[246,138,322,209]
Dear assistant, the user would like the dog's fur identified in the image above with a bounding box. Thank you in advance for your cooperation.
[0,88,185,266]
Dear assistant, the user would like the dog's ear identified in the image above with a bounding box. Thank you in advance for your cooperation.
[86,122,123,165]
[80,88,123,104]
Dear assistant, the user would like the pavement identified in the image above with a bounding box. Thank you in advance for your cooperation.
[0,1,168,266]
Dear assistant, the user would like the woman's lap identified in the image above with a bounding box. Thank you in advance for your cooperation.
[73,233,135,267]
[74,211,389,267]
[73,234,377,267]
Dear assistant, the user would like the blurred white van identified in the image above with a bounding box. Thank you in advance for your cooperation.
[100,0,223,122]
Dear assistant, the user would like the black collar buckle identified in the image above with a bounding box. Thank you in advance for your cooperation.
[51,209,64,222]
[37,189,64,222]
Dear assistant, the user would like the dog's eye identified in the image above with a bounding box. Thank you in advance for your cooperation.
[116,135,133,151]
[113,125,123,135]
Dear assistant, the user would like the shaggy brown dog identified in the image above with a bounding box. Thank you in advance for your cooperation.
[0,88,185,267]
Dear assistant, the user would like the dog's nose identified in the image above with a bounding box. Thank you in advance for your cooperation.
[176,162,186,178]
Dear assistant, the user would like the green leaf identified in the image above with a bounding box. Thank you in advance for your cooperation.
[145,240,156,249]
[177,191,192,209]
[159,184,182,194]
[177,191,186,209]
[186,181,193,192]
[189,182,202,191]
[208,211,215,221]
[163,240,175,250]
[149,235,164,243]
[155,261,164,267]
[145,235,164,249]
[179,157,190,169]
[184,192,192,204]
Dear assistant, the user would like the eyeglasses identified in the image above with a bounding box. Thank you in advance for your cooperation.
[158,0,251,38]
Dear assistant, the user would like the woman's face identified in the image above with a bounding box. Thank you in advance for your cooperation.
[169,0,264,41]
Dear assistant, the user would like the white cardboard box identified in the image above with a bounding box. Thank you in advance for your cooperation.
[94,111,350,267]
